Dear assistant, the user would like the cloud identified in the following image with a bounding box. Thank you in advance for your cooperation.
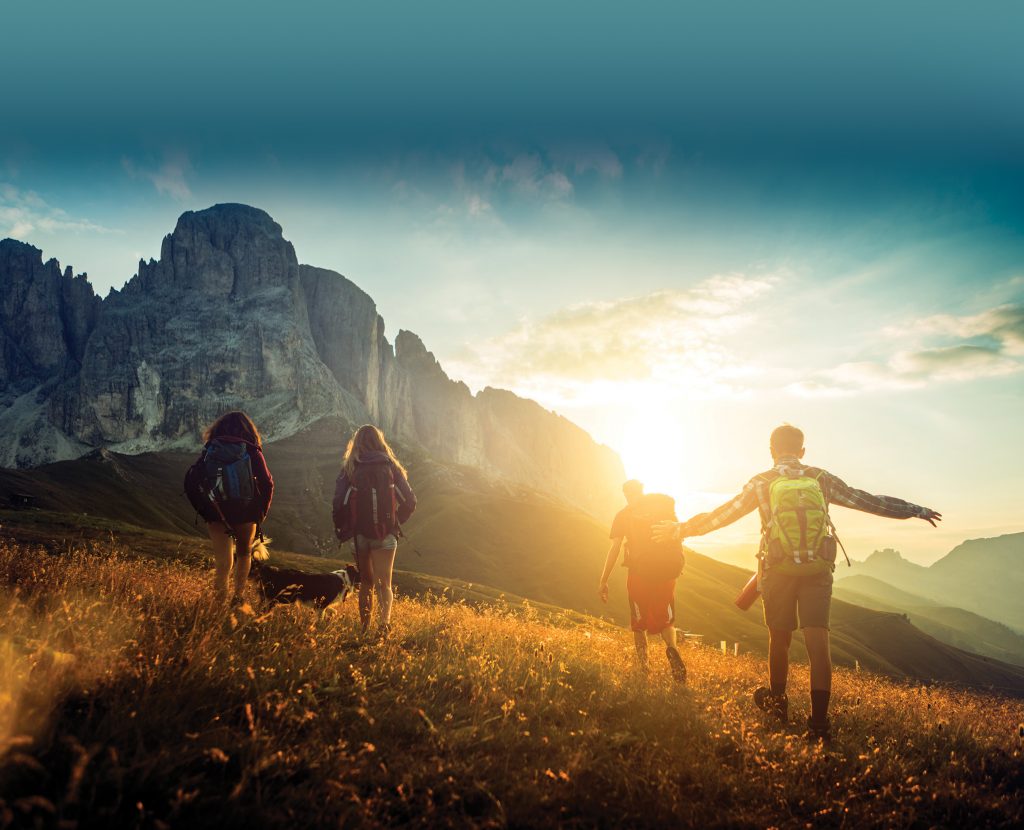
[122,150,193,200]
[793,304,1024,396]
[448,274,778,405]
[500,153,574,199]
[899,304,1024,357]
[550,145,624,180]
[0,184,120,239]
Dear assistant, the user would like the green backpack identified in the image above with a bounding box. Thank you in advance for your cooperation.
[764,470,837,575]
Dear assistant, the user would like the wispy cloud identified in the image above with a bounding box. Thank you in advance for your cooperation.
[122,150,193,200]
[500,153,574,198]
[550,144,624,179]
[0,184,120,239]
[792,304,1024,396]
[449,274,778,405]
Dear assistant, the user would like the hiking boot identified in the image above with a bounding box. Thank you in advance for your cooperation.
[666,647,687,684]
[806,716,832,745]
[753,687,789,724]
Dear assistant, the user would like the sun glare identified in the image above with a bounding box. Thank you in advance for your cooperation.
[615,410,702,511]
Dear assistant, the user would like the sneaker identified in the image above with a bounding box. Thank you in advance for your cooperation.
[806,716,832,745]
[666,647,687,684]
[753,687,789,724]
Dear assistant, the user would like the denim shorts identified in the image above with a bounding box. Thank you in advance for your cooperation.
[353,533,398,555]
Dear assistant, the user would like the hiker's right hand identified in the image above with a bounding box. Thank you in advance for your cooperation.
[598,582,609,604]
[652,521,680,542]
[918,508,942,527]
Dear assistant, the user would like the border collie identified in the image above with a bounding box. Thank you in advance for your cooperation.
[249,540,360,607]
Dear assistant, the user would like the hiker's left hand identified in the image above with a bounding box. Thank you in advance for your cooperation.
[918,508,942,527]
[652,521,681,542]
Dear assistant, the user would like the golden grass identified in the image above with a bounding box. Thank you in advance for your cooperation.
[1,535,1022,829]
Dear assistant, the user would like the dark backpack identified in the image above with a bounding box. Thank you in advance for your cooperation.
[347,461,399,540]
[625,493,685,581]
[184,439,256,511]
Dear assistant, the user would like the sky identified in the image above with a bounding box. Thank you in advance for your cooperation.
[2,1,1022,564]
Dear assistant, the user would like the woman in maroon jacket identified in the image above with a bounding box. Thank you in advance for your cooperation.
[193,411,274,603]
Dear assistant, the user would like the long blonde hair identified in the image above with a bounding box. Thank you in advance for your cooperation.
[342,424,407,479]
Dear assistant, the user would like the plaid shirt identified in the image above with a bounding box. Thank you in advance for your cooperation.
[682,457,926,539]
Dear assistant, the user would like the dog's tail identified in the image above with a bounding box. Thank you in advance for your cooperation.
[251,540,271,562]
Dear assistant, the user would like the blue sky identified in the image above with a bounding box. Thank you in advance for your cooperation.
[3,1,1022,562]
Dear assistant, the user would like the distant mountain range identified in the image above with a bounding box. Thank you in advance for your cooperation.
[836,535,1024,632]
[0,204,622,518]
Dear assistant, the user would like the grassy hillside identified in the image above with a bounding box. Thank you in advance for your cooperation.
[3,498,1024,696]
[835,576,1024,667]
[2,533,1023,828]
[2,418,1023,691]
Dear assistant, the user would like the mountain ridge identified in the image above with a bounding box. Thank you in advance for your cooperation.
[0,204,623,517]
[837,533,1024,632]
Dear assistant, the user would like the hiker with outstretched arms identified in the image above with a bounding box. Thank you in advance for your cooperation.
[653,424,941,742]
[599,480,688,683]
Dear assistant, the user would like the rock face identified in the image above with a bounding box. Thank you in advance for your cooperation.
[0,205,624,516]
[0,240,100,402]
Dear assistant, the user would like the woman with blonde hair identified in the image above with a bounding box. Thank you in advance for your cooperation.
[185,411,274,603]
[332,424,416,635]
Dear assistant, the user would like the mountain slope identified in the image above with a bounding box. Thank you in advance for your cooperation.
[834,577,1024,667]
[4,439,1024,693]
[838,535,1024,632]
[4,535,1023,828]
[0,205,624,518]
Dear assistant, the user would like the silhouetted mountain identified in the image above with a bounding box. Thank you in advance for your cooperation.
[837,534,1024,632]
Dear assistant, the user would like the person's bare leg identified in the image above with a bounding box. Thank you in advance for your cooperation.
[632,630,648,668]
[768,627,793,695]
[207,522,234,603]
[356,549,374,632]
[231,523,257,600]
[660,625,687,683]
[370,546,397,628]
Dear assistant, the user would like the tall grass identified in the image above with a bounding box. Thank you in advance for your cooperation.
[1,536,1022,828]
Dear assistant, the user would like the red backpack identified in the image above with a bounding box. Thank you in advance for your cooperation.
[344,461,399,540]
[625,493,685,580]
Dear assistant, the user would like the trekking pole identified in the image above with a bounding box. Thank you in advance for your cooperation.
[828,518,851,567]
[206,491,236,542]
[400,526,423,557]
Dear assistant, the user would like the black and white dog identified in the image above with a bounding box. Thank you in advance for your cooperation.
[250,539,360,607]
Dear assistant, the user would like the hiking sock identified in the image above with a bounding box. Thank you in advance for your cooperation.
[810,689,831,723]
[768,657,788,698]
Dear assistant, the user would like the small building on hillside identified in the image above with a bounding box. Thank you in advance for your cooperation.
[8,493,38,509]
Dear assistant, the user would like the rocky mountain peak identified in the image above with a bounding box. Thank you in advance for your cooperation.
[866,548,905,564]
[131,203,299,298]
[0,240,99,402]
[0,205,625,516]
